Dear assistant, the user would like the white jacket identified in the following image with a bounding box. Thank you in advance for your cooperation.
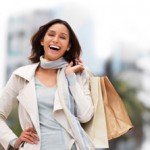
[0,63,94,150]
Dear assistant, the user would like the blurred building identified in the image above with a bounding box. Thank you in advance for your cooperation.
[136,54,150,107]
[5,5,100,81]
[105,43,142,87]
[105,43,150,107]
[6,10,53,81]
[104,42,150,150]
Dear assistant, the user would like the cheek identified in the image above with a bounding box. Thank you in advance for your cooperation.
[62,40,70,47]
[44,35,52,42]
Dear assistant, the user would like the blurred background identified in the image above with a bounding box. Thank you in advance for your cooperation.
[0,0,150,149]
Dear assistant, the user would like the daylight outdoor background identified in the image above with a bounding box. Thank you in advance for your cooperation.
[0,0,150,150]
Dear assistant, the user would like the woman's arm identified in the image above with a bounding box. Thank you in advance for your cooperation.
[0,73,23,149]
[66,69,94,123]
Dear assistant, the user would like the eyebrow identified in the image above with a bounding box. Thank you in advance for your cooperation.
[48,29,68,36]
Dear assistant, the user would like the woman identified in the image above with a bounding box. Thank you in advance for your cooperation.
[0,19,95,150]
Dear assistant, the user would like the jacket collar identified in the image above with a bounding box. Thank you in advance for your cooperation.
[13,63,40,81]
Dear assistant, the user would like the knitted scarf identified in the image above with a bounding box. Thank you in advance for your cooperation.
[40,56,94,150]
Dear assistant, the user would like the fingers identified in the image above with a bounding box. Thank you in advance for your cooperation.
[68,58,83,66]
[78,57,83,63]
[75,58,83,64]
[65,59,84,75]
[20,128,39,144]
[68,61,74,67]
[26,132,39,141]
[25,127,36,133]
[73,64,85,73]
[21,134,37,144]
[14,128,39,149]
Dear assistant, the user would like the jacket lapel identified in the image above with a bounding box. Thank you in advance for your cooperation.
[53,70,74,138]
[17,78,40,135]
[14,63,40,136]
[15,63,74,139]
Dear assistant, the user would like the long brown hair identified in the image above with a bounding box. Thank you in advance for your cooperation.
[29,19,82,63]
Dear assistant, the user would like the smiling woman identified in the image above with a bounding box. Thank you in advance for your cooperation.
[29,19,81,65]
[40,23,70,60]
[0,19,95,150]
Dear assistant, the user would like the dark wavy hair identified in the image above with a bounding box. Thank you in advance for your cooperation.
[28,19,82,63]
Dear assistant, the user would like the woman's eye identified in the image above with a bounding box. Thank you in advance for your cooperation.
[60,36,66,39]
[48,33,54,36]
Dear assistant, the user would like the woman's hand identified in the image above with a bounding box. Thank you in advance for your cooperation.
[65,59,85,75]
[14,127,39,149]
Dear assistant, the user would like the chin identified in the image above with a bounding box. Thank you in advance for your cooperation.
[45,56,62,61]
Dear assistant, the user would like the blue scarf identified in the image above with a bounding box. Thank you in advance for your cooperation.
[40,56,68,69]
[39,55,94,150]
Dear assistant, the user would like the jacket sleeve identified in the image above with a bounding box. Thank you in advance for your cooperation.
[0,73,24,150]
[66,69,94,123]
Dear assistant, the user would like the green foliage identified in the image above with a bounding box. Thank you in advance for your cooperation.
[6,106,22,136]
[111,78,144,125]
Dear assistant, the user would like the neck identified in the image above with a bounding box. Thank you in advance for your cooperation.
[38,66,58,74]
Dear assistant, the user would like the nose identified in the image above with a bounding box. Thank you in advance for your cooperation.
[52,35,59,43]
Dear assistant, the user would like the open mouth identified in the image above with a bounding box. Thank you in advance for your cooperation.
[49,45,60,51]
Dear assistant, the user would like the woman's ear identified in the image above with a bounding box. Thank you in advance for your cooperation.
[67,44,71,51]
[41,39,44,46]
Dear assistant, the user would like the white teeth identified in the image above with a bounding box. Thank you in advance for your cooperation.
[49,45,60,50]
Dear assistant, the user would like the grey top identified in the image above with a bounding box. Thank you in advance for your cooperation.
[35,76,76,150]
[9,73,78,149]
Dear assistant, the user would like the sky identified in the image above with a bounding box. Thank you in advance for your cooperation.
[1,0,150,55]
[1,0,150,89]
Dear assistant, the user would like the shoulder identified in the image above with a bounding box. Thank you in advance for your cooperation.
[13,63,39,81]
[78,66,92,78]
[76,66,93,84]
[13,63,39,74]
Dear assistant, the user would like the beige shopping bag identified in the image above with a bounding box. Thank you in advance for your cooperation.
[82,76,109,148]
[100,76,133,140]
[82,76,133,148]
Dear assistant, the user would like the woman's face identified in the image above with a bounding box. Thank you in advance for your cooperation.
[41,23,70,61]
